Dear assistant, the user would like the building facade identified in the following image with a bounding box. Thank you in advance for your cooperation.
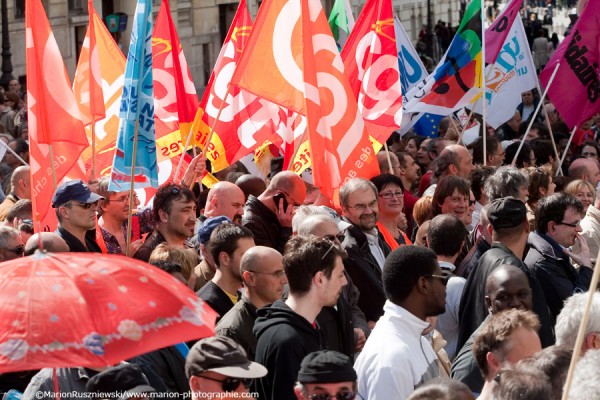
[7,0,461,92]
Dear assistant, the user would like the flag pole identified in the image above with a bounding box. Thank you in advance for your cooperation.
[125,120,139,257]
[384,142,394,172]
[48,145,58,189]
[91,118,97,180]
[561,256,600,400]
[0,140,28,166]
[511,63,560,167]
[188,85,232,188]
[556,125,577,177]
[481,0,487,166]
[174,108,202,183]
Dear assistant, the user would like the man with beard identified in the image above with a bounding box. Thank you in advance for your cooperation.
[134,183,197,262]
[197,223,255,320]
[340,178,391,324]
[525,192,592,320]
[253,236,347,400]
[354,246,447,399]
[52,180,104,252]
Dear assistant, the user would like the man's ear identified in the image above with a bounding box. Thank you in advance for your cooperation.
[189,376,201,393]
[416,275,429,295]
[158,209,168,223]
[585,332,600,350]
[486,351,501,378]
[448,164,459,175]
[219,251,231,269]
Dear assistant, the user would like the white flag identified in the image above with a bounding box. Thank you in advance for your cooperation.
[473,18,538,129]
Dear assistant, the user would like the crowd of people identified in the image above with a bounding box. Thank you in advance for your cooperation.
[0,2,599,398]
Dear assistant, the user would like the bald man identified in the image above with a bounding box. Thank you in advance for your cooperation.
[568,157,600,187]
[296,214,370,355]
[0,165,30,221]
[216,246,286,360]
[376,151,401,176]
[204,181,246,223]
[452,264,533,394]
[235,174,266,201]
[242,171,307,253]
[24,232,70,255]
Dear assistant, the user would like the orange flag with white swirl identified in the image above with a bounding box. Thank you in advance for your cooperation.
[231,0,379,199]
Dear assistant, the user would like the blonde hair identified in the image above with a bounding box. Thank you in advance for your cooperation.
[149,243,199,279]
[564,179,596,204]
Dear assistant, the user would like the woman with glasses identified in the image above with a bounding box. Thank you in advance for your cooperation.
[370,174,412,249]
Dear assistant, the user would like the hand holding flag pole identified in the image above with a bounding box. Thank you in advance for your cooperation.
[511,63,560,167]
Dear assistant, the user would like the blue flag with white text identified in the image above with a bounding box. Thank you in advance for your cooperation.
[109,0,159,190]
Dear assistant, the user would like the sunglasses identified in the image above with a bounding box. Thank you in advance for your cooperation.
[198,375,253,392]
[425,273,451,286]
[323,234,346,243]
[155,185,182,211]
[310,391,356,400]
[70,201,98,210]
[4,244,24,256]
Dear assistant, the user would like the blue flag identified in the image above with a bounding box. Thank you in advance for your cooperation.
[109,0,158,191]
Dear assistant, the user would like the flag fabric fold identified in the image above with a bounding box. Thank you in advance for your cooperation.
[341,0,403,144]
[73,0,126,178]
[230,0,379,199]
[540,0,600,129]
[402,0,482,127]
[328,0,355,51]
[109,0,159,191]
[472,17,537,128]
[484,0,523,65]
[26,0,88,229]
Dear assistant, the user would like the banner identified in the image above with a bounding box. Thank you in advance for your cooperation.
[231,0,379,199]
[109,0,159,191]
[26,0,88,229]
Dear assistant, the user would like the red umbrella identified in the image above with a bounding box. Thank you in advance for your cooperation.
[0,251,217,373]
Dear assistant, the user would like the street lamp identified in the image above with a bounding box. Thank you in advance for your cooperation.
[0,0,14,90]
[425,0,435,60]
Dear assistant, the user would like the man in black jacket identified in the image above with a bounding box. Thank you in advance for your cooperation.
[253,236,347,400]
[242,171,306,254]
[457,197,554,350]
[216,246,286,360]
[339,178,391,324]
[525,193,592,320]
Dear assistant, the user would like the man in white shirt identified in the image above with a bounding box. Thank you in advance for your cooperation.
[355,246,447,399]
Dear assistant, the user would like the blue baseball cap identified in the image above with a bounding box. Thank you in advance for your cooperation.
[198,216,232,245]
[51,179,104,208]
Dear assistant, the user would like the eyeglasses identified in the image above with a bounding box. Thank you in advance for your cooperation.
[197,375,253,392]
[247,269,286,278]
[347,200,378,212]
[309,391,356,400]
[71,201,99,210]
[323,233,346,243]
[557,220,581,228]
[3,244,24,256]
[425,273,451,286]
[379,191,404,200]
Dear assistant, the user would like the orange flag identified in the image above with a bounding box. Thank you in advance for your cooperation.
[193,0,292,173]
[341,0,402,144]
[73,0,126,179]
[26,0,88,229]
[231,0,379,199]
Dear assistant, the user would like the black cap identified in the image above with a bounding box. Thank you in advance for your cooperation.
[185,336,267,379]
[198,216,232,245]
[487,197,527,230]
[85,364,155,399]
[51,179,103,208]
[297,350,357,384]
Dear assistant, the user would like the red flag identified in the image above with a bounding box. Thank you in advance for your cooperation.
[540,0,600,129]
[231,0,379,199]
[152,0,199,144]
[26,0,88,228]
[341,0,402,144]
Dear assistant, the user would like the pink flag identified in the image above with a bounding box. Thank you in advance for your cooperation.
[485,0,523,64]
[540,0,600,129]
